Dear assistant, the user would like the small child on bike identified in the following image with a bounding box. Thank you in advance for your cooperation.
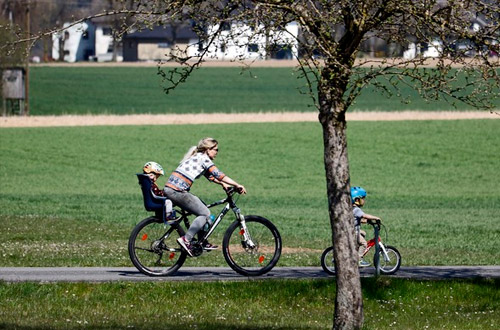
[351,186,381,267]
[143,161,174,219]
[143,161,165,196]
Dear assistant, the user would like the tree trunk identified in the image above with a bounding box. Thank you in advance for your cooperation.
[319,79,363,329]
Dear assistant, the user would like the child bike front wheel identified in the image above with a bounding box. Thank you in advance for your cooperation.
[377,245,401,275]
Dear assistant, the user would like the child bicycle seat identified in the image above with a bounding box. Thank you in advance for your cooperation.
[136,173,169,223]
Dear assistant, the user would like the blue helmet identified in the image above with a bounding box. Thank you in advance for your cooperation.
[350,186,367,201]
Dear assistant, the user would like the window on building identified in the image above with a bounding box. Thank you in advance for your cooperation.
[248,44,259,53]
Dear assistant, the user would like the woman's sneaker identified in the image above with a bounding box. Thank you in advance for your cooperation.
[177,236,193,257]
[202,241,218,250]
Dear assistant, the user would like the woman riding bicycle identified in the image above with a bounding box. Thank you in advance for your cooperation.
[163,137,246,257]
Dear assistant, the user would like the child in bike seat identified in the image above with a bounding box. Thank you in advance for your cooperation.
[351,186,381,267]
[143,161,174,220]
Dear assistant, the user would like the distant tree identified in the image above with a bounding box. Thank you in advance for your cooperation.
[4,0,499,328]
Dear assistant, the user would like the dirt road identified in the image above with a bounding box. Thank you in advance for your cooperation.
[1,111,498,128]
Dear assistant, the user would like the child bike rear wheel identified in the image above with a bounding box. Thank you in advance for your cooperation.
[222,215,281,276]
[128,216,187,276]
[320,246,336,275]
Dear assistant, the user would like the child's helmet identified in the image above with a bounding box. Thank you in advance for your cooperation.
[350,186,367,201]
[143,161,164,175]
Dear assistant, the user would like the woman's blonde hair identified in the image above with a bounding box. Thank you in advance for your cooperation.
[181,137,218,162]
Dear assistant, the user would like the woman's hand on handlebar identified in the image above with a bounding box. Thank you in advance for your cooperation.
[223,184,246,195]
[236,184,247,195]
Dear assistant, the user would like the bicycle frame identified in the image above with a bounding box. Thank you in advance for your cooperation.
[175,189,254,247]
[362,222,392,263]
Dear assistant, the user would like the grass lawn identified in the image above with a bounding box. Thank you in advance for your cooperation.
[0,278,498,329]
[1,120,499,267]
[28,66,500,115]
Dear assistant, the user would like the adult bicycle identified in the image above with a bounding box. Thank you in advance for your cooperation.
[128,174,282,277]
[320,219,401,275]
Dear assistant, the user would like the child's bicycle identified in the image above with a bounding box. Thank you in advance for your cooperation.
[320,219,401,275]
[128,174,282,277]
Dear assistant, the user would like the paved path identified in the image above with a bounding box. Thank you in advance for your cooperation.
[1,266,499,283]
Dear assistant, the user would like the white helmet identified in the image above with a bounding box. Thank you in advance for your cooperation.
[143,161,164,175]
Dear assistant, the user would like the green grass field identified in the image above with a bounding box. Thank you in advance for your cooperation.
[0,278,498,329]
[1,120,499,267]
[28,66,500,115]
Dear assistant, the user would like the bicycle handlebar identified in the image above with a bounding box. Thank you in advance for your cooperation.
[367,219,381,226]
[224,186,245,196]
[225,187,237,196]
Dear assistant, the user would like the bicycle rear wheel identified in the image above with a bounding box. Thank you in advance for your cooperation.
[320,246,336,275]
[377,245,401,275]
[223,215,281,276]
[128,217,187,276]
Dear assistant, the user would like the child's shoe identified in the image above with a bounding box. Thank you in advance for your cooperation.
[359,259,371,267]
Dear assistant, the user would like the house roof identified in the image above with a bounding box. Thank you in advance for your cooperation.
[124,25,199,40]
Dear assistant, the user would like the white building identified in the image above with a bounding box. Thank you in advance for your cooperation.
[403,40,443,59]
[52,22,122,62]
[204,21,299,60]
[94,25,123,62]
[52,22,95,62]
[53,20,299,62]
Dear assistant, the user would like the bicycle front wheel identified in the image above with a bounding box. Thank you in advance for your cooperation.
[128,217,187,276]
[223,215,281,276]
[377,245,401,275]
[320,246,336,275]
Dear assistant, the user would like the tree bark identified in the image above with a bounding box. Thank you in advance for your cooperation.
[319,70,363,329]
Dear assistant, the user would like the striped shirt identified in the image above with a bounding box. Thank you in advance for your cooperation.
[165,152,225,191]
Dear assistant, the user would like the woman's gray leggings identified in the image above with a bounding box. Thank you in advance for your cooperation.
[163,187,210,241]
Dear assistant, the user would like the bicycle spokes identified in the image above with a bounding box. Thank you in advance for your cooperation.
[223,216,281,276]
[129,218,187,276]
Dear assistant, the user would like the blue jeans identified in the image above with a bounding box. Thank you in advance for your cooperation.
[163,187,210,241]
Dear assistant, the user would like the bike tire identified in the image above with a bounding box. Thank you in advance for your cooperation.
[128,216,187,276]
[222,215,281,276]
[376,245,401,275]
[320,246,336,275]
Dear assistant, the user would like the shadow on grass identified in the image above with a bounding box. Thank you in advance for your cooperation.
[361,276,500,301]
